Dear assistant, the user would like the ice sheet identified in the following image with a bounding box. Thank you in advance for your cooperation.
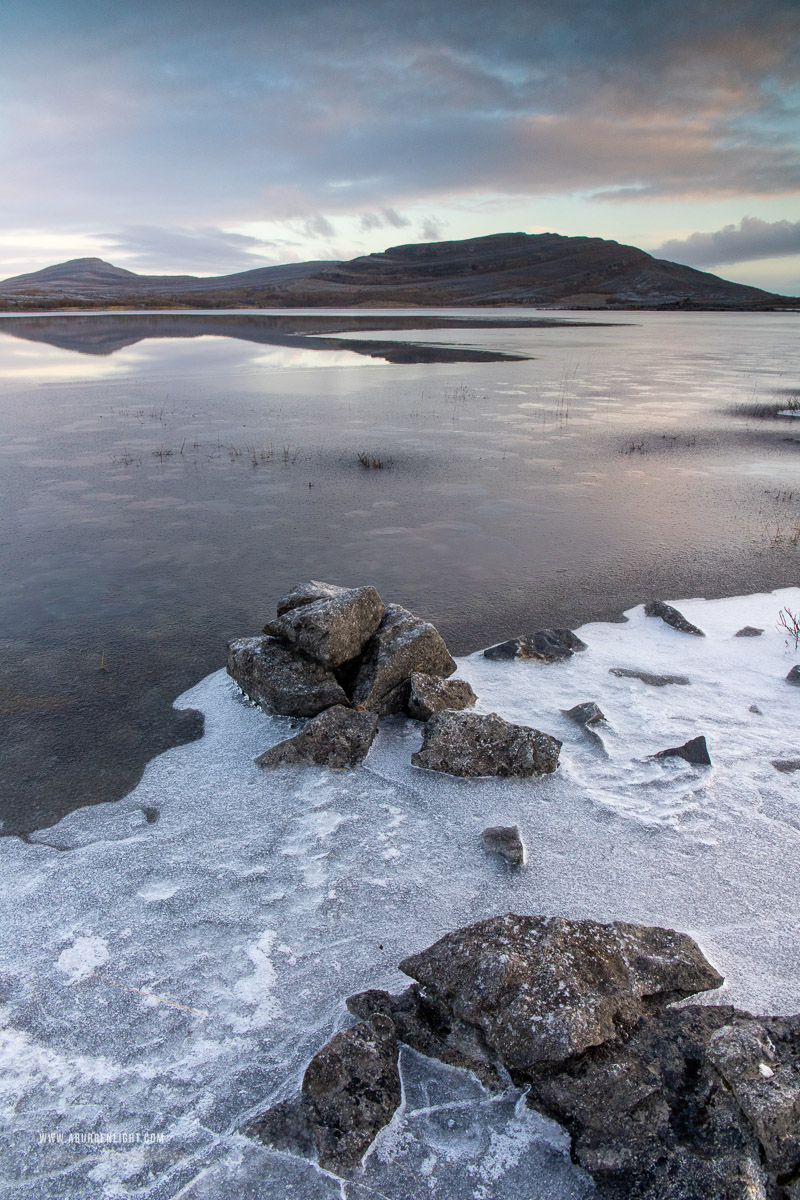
[4,587,800,1198]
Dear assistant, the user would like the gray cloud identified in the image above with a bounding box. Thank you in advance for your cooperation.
[302,214,336,238]
[655,217,800,266]
[103,225,290,273]
[420,219,444,241]
[0,1,797,238]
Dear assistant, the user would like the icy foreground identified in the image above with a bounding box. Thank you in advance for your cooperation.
[3,589,800,1199]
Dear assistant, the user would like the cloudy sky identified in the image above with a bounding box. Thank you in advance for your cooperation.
[0,0,798,292]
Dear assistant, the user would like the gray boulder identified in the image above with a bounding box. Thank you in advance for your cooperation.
[243,1016,400,1175]
[651,734,711,766]
[397,914,723,1074]
[610,667,690,687]
[265,584,384,668]
[481,824,525,865]
[352,604,456,715]
[786,665,800,686]
[483,628,587,662]
[345,916,799,1197]
[255,705,379,769]
[411,710,561,778]
[644,599,705,637]
[735,626,764,637]
[276,579,348,616]
[772,759,800,773]
[407,671,477,720]
[227,635,348,717]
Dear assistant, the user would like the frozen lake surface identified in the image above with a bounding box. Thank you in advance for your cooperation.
[0,308,798,834]
[3,587,800,1198]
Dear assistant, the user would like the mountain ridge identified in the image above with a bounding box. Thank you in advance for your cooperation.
[0,232,794,309]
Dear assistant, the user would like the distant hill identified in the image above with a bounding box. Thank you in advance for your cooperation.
[0,233,794,309]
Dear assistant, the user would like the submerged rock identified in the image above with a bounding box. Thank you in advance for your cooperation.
[735,625,764,637]
[265,584,384,667]
[406,671,476,720]
[772,758,800,773]
[255,705,379,769]
[483,628,587,662]
[411,710,561,777]
[651,734,712,766]
[227,635,349,716]
[352,604,456,715]
[244,1016,400,1175]
[644,599,705,637]
[480,824,525,865]
[610,667,690,687]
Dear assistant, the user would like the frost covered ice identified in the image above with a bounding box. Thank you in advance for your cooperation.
[3,588,800,1199]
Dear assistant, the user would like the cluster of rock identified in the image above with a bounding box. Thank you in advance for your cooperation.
[245,914,800,1199]
[227,581,563,777]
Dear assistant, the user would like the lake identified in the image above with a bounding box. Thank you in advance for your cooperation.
[0,308,798,835]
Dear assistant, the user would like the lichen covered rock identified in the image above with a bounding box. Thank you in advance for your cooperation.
[227,635,348,716]
[406,671,476,720]
[255,705,379,769]
[352,604,456,715]
[411,710,561,777]
[265,584,385,667]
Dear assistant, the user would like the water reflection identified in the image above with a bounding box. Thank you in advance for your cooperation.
[0,310,798,835]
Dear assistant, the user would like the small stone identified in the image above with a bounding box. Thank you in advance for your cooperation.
[407,672,477,720]
[483,628,587,663]
[772,759,800,773]
[227,635,348,717]
[255,706,379,769]
[651,735,711,766]
[481,825,525,865]
[735,626,764,637]
[411,710,561,777]
[610,667,690,687]
[142,806,159,824]
[265,584,385,667]
[352,605,456,715]
[644,600,705,637]
[562,701,606,726]
[786,665,800,686]
[749,704,762,714]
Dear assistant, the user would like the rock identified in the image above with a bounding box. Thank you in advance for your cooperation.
[346,985,505,1090]
[609,667,690,686]
[749,704,762,713]
[480,824,525,865]
[644,599,705,637]
[411,710,561,778]
[265,584,385,668]
[396,914,723,1074]
[255,706,379,769]
[142,806,159,824]
[352,604,456,715]
[483,628,587,662]
[276,579,347,616]
[772,759,800,773]
[562,700,606,727]
[227,635,348,717]
[528,1004,770,1200]
[243,1016,401,1175]
[735,626,764,637]
[344,915,799,1197]
[786,665,800,686]
[651,734,711,766]
[406,672,477,720]
[707,1016,800,1178]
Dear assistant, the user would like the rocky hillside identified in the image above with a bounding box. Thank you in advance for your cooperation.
[0,232,793,309]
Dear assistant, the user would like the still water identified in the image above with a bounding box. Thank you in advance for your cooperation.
[0,309,797,834]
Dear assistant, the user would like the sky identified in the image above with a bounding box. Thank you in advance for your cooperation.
[0,0,798,293]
